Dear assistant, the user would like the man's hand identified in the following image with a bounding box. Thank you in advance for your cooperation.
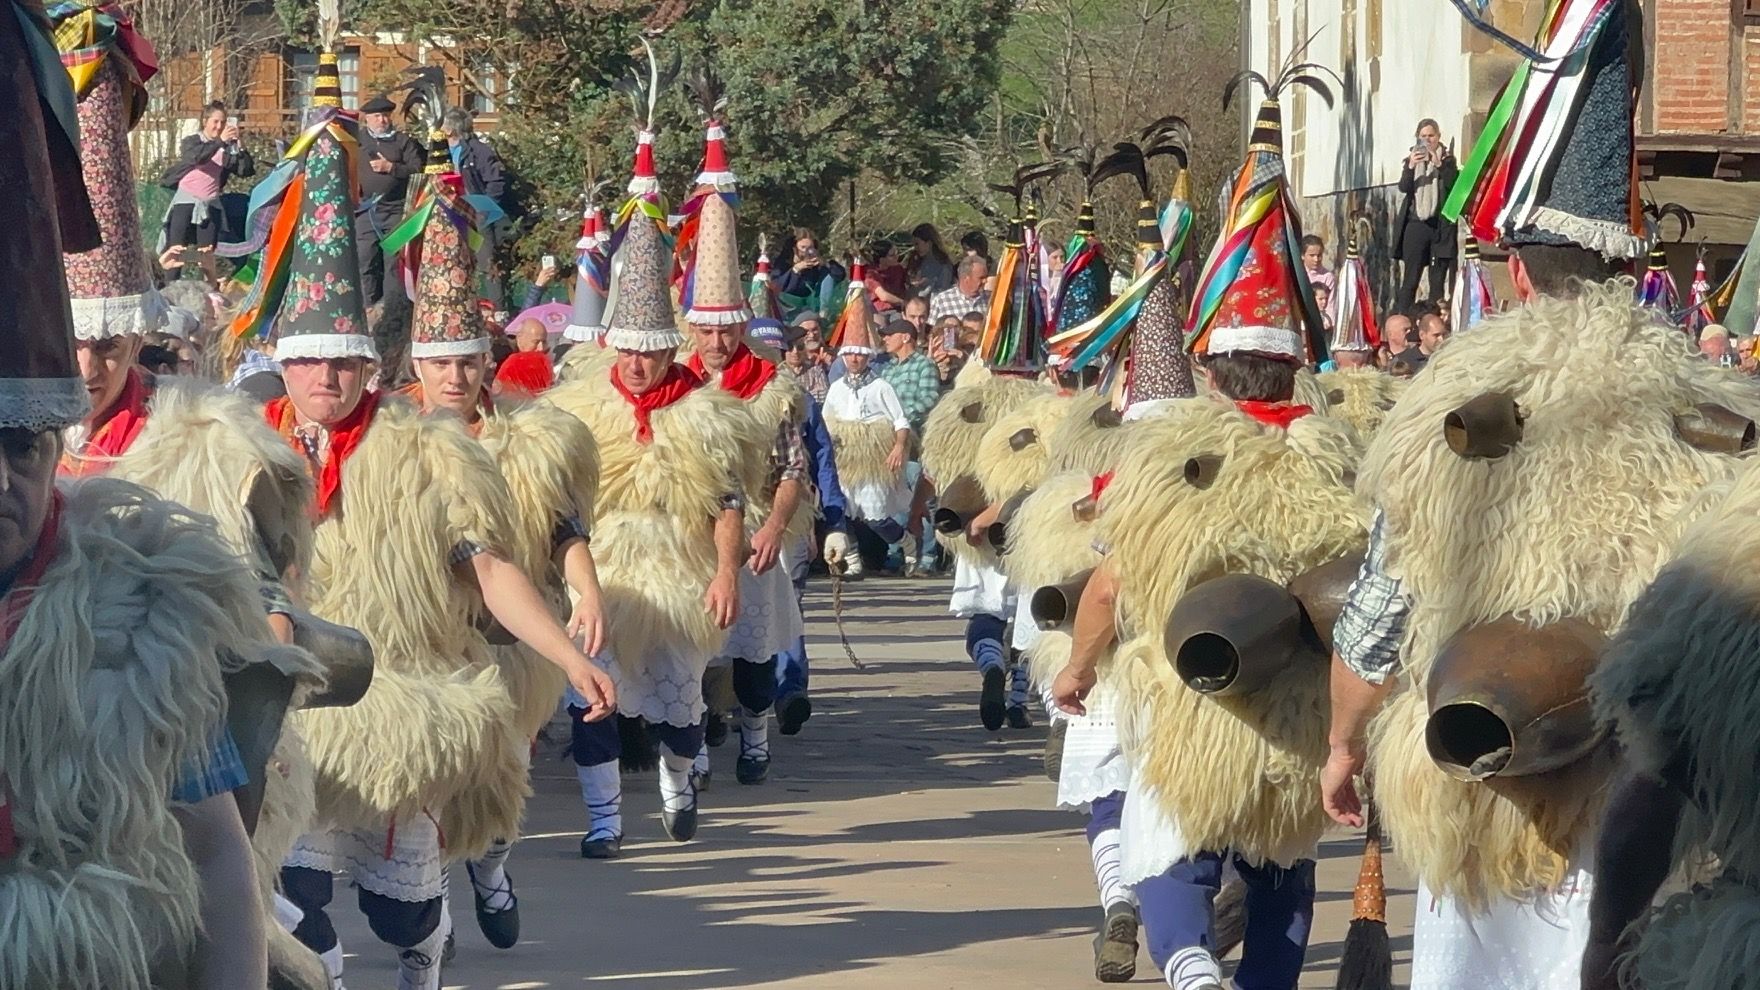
[565,659,616,721]
[370,153,393,174]
[965,500,1002,547]
[535,258,559,287]
[705,569,739,629]
[748,522,784,575]
[159,245,188,270]
[1321,743,1367,827]
[822,530,851,569]
[566,593,606,658]
[885,443,907,474]
[1051,663,1097,716]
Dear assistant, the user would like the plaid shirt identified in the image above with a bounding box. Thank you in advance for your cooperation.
[774,419,809,486]
[881,350,942,432]
[930,285,990,324]
[171,727,249,804]
[789,362,830,405]
[1332,508,1412,685]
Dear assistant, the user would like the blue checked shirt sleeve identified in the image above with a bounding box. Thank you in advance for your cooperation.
[1332,509,1411,685]
[551,513,590,551]
[170,726,250,804]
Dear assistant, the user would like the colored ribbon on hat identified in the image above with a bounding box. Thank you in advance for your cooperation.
[49,1,157,103]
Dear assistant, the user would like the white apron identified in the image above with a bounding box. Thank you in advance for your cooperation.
[716,540,807,664]
[1410,865,1593,990]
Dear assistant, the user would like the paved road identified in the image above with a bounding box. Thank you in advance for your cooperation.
[329,577,1416,988]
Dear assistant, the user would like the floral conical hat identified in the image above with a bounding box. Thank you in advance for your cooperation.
[602,215,681,352]
[409,179,489,358]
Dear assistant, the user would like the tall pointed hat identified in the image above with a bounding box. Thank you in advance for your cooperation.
[979,162,1059,372]
[1686,249,1718,338]
[563,192,611,343]
[1047,143,1113,336]
[226,11,374,361]
[1637,202,1693,323]
[2,0,100,431]
[678,64,750,325]
[1443,0,1643,259]
[746,233,782,322]
[1186,65,1337,364]
[405,175,489,358]
[603,207,680,351]
[1328,219,1381,353]
[51,0,163,340]
[829,257,875,355]
[1451,236,1496,331]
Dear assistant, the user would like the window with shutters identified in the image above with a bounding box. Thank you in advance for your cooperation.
[284,47,360,109]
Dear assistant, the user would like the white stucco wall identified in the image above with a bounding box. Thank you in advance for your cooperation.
[1244,0,1471,199]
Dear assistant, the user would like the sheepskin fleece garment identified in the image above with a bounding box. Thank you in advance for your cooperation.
[546,372,767,665]
[0,479,279,990]
[921,377,1047,569]
[556,340,616,383]
[723,370,814,541]
[1291,365,1333,415]
[1625,874,1760,990]
[1359,280,1760,905]
[973,390,1079,506]
[1314,367,1405,440]
[476,397,601,739]
[294,397,528,861]
[1043,391,1139,478]
[1099,398,1367,867]
[825,414,908,518]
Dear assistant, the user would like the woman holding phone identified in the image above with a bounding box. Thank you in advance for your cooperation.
[1394,117,1458,312]
[157,101,254,263]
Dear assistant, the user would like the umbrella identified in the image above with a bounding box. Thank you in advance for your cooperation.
[508,301,572,340]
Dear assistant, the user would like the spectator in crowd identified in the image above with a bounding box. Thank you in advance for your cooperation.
[1301,234,1335,292]
[931,255,992,324]
[960,311,985,347]
[879,318,941,434]
[900,295,931,339]
[775,227,847,300]
[1383,312,1415,360]
[355,96,425,304]
[928,315,967,383]
[785,315,831,403]
[1389,348,1425,379]
[1396,117,1459,312]
[157,101,254,259]
[1417,312,1450,357]
[1043,243,1066,303]
[790,310,828,363]
[442,108,509,305]
[512,256,562,312]
[868,239,909,314]
[1313,283,1334,334]
[1701,324,1736,366]
[908,222,956,297]
[959,229,991,265]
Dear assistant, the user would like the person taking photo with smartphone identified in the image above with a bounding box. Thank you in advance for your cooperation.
[355,95,425,305]
[774,227,847,301]
[157,101,254,269]
[1395,116,1458,312]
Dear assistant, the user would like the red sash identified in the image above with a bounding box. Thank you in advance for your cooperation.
[264,390,383,516]
[611,363,703,444]
[687,343,776,401]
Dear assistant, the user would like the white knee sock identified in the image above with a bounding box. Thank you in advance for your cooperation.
[469,836,515,911]
[319,944,345,989]
[1165,945,1223,990]
[436,872,452,947]
[738,710,769,762]
[272,889,305,934]
[1089,826,1131,910]
[692,742,711,776]
[658,752,696,814]
[576,761,623,840]
[395,921,447,990]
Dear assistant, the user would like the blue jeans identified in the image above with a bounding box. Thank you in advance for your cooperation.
[776,538,812,699]
[1134,852,1315,989]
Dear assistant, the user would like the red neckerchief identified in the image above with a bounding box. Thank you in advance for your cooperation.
[1234,400,1313,430]
[265,390,383,516]
[1089,471,1114,503]
[60,367,151,476]
[688,343,777,401]
[401,381,494,437]
[611,363,703,444]
[0,492,65,859]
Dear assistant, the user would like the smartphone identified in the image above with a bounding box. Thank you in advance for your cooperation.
[227,116,239,129]
[942,325,957,351]
[541,255,556,270]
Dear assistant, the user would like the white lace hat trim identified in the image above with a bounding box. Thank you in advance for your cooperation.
[70,291,164,340]
[684,303,753,325]
[1206,324,1303,360]
[563,323,606,343]
[603,326,684,352]
[409,336,492,359]
[0,377,90,432]
[838,344,875,356]
[274,333,381,362]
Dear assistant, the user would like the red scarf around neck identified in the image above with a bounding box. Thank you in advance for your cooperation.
[687,343,777,401]
[1234,400,1313,430]
[611,363,703,444]
[62,367,151,476]
[264,390,384,516]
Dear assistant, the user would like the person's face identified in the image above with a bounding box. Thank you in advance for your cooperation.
[913,235,931,255]
[615,348,674,394]
[1302,244,1324,272]
[75,335,143,418]
[364,110,392,134]
[1702,335,1731,360]
[689,323,744,371]
[1418,123,1441,150]
[1419,316,1449,352]
[795,238,819,262]
[1384,316,1413,352]
[1333,349,1371,368]
[413,354,487,420]
[959,261,988,295]
[514,319,547,353]
[201,109,226,139]
[797,321,823,352]
[959,317,983,345]
[903,299,929,329]
[1390,359,1417,380]
[784,337,808,369]
[1048,246,1066,270]
[843,352,871,376]
[882,329,912,358]
[282,357,368,426]
[1313,287,1331,311]
[0,428,59,576]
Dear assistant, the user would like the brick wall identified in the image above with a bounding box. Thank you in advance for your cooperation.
[1651,0,1734,134]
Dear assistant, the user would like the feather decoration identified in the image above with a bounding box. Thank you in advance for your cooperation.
[316,0,341,52]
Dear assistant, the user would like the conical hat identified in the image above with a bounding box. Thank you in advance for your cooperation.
[684,192,751,325]
[563,203,608,343]
[1126,275,1194,404]
[273,115,376,361]
[602,215,681,352]
[1328,238,1380,352]
[53,4,161,340]
[831,259,874,355]
[2,0,96,431]
[409,183,489,358]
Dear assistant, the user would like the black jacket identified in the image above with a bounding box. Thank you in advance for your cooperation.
[775,258,848,299]
[356,129,425,216]
[1398,152,1460,258]
[158,134,254,190]
[451,135,506,204]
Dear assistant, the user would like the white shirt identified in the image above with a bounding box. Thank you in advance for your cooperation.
[823,376,911,432]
